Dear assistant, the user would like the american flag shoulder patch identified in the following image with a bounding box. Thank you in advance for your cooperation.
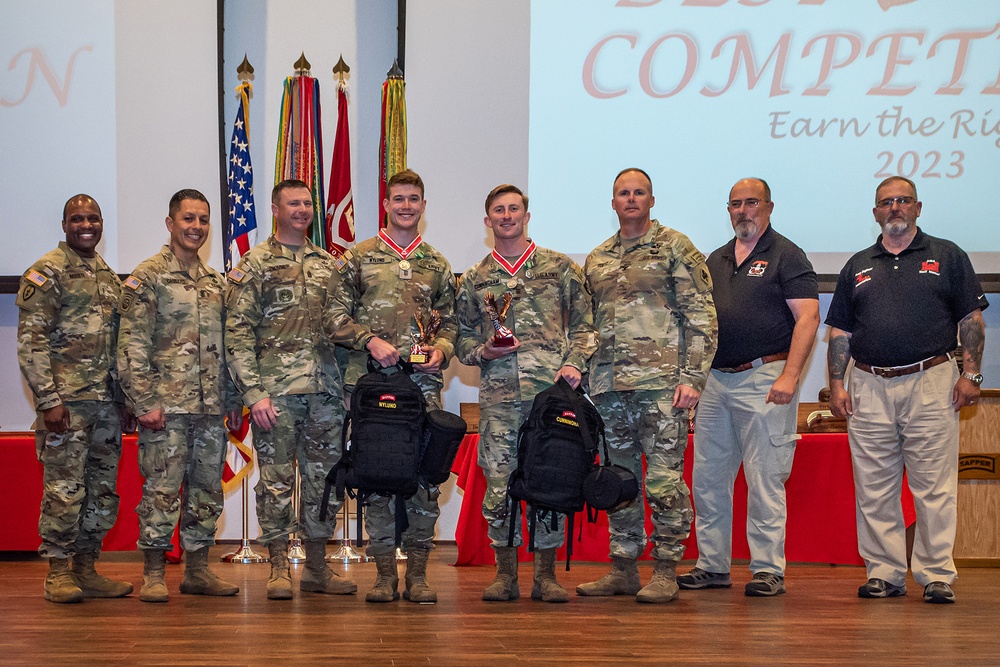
[25,270,47,287]
[228,267,248,283]
[123,275,143,291]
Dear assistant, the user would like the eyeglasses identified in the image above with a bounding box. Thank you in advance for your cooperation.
[727,198,767,210]
[875,196,916,209]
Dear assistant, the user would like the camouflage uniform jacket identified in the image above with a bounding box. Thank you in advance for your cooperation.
[328,235,457,389]
[225,235,342,406]
[456,246,597,404]
[585,219,717,396]
[16,242,122,411]
[117,246,237,416]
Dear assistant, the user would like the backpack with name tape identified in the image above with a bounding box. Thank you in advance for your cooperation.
[322,360,426,545]
[506,377,603,563]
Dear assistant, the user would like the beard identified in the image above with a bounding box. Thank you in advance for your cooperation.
[734,218,759,240]
[882,218,912,237]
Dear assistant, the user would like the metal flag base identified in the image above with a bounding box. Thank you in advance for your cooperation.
[220,476,267,564]
[395,546,407,562]
[327,495,371,563]
[288,537,306,563]
[221,539,268,564]
[329,541,371,563]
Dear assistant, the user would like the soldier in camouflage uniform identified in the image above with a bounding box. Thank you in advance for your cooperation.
[327,169,457,604]
[16,194,134,603]
[118,189,243,602]
[576,168,717,603]
[456,184,596,603]
[226,179,356,600]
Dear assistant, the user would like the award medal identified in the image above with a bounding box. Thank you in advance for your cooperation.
[379,229,421,280]
[492,241,536,292]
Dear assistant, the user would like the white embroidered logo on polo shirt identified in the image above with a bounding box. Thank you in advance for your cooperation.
[919,259,940,276]
[747,260,768,277]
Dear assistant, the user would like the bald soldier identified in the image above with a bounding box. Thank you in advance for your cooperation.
[17,194,134,603]
[577,169,717,603]
[118,189,243,602]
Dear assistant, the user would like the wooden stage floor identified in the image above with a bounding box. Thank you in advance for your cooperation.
[1,544,998,666]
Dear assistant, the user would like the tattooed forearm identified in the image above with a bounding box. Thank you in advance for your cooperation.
[828,332,852,382]
[959,310,985,372]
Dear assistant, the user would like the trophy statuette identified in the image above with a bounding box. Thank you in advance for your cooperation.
[484,291,516,348]
[409,310,442,364]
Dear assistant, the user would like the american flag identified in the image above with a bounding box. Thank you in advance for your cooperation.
[223,80,256,492]
[226,82,258,270]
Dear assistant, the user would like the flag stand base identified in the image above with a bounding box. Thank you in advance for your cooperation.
[221,539,268,564]
[288,537,306,563]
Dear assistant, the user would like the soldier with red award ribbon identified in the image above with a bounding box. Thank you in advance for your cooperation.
[328,169,457,604]
[456,183,596,603]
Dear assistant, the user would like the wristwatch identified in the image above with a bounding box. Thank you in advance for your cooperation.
[962,372,984,386]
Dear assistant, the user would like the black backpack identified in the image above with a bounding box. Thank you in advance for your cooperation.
[506,378,603,565]
[322,360,426,546]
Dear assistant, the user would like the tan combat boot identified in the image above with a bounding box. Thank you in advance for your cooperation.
[140,549,169,603]
[636,559,680,603]
[180,547,239,596]
[482,546,519,601]
[300,539,357,595]
[402,546,436,603]
[266,538,293,600]
[576,556,641,596]
[365,553,399,603]
[44,557,84,603]
[71,552,133,598]
[531,547,568,603]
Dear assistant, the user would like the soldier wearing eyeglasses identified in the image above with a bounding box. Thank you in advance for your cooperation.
[826,176,988,604]
[678,178,819,598]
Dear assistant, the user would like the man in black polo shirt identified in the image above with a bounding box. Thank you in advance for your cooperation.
[678,178,819,597]
[827,176,987,604]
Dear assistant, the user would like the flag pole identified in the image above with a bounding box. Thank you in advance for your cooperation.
[324,55,369,564]
[221,56,266,565]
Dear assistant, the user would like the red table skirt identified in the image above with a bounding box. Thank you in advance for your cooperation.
[451,433,916,567]
[2,433,179,555]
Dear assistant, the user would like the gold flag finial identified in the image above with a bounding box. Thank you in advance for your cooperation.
[387,59,403,79]
[237,55,254,81]
[294,52,311,76]
[333,55,350,85]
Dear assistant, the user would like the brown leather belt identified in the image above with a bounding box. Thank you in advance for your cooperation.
[716,352,790,374]
[854,353,951,379]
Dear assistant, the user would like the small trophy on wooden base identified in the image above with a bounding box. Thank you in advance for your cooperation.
[484,292,516,347]
[409,310,442,364]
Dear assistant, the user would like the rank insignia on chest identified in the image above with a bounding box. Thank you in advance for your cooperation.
[123,275,142,291]
[920,259,940,275]
[747,260,768,278]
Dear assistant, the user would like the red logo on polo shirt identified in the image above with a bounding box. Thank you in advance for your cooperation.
[748,260,768,277]
[920,259,940,275]
[855,268,873,287]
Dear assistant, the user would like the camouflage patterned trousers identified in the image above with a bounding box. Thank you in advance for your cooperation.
[593,389,693,561]
[478,401,565,550]
[252,393,345,544]
[361,384,443,557]
[136,414,227,551]
[35,400,122,558]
